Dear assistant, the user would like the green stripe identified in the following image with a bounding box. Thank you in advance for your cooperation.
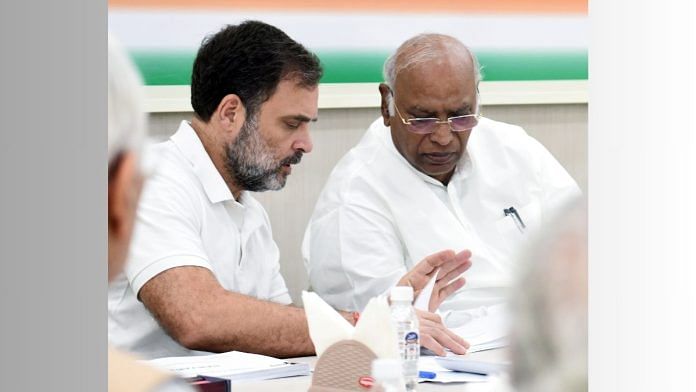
[130,49,587,86]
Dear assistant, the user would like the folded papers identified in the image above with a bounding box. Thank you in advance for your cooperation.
[144,351,310,383]
[302,291,399,359]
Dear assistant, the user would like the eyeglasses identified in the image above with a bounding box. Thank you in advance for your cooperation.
[391,95,480,134]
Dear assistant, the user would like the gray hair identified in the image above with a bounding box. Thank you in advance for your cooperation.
[382,34,482,115]
[108,34,146,165]
[510,198,588,392]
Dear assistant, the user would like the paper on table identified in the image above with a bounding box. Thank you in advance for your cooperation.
[413,268,440,311]
[144,351,310,382]
[435,355,510,375]
[418,356,489,384]
[451,304,508,353]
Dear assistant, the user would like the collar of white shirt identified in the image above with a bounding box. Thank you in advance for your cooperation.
[170,120,236,205]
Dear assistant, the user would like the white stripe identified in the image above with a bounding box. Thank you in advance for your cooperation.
[109,9,587,51]
[142,80,588,112]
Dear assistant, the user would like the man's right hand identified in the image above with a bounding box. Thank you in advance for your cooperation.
[396,249,472,312]
[417,309,469,356]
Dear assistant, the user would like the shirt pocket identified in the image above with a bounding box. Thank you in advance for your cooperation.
[493,201,542,251]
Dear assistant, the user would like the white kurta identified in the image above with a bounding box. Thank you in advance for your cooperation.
[303,117,581,322]
[109,121,291,359]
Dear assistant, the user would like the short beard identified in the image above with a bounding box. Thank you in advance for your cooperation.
[224,114,303,192]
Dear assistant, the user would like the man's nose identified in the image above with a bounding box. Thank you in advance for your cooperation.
[429,122,454,146]
[292,126,313,153]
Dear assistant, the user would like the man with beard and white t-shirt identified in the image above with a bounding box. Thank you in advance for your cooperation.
[108,21,472,360]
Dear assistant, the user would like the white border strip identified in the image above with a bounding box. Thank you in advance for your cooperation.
[143,80,588,113]
[111,10,587,50]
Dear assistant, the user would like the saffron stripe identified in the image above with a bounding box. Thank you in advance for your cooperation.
[109,0,587,14]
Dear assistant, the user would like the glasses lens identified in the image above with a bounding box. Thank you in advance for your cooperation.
[450,115,478,131]
[408,118,438,134]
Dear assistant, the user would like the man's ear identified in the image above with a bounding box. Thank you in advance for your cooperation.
[213,94,246,135]
[108,152,140,238]
[378,83,392,127]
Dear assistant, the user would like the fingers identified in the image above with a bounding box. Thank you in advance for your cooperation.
[420,333,446,356]
[435,249,472,278]
[436,260,471,287]
[420,318,469,356]
[429,277,466,312]
[416,308,442,322]
[405,249,458,290]
[416,310,469,355]
[405,273,431,293]
[419,249,456,272]
[449,330,470,349]
[456,249,472,261]
[437,277,466,301]
[439,325,470,352]
[398,249,472,295]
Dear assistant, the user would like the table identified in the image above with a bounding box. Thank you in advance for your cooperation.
[233,348,508,391]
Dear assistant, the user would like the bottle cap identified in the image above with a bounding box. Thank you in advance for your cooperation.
[391,286,414,302]
[371,358,403,380]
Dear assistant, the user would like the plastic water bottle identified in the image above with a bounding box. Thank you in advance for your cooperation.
[390,286,419,391]
[371,358,406,392]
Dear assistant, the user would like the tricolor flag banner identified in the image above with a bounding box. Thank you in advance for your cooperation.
[109,0,587,86]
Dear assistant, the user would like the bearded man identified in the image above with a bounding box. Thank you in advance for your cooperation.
[108,21,471,360]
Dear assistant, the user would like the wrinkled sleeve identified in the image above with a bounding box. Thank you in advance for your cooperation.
[304,193,406,312]
[125,173,211,298]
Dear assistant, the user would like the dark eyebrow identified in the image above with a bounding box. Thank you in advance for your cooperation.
[282,115,318,123]
[451,104,474,116]
[407,106,437,118]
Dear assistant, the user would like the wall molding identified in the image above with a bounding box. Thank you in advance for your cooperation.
[143,80,587,113]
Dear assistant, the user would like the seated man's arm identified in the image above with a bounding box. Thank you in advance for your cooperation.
[139,266,315,358]
[123,164,336,358]
[305,199,412,311]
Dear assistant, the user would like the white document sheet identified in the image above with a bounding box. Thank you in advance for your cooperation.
[418,356,490,383]
[451,304,509,353]
[413,269,440,311]
[144,351,310,382]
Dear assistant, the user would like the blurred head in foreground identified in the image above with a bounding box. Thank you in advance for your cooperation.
[510,198,588,392]
[107,34,147,282]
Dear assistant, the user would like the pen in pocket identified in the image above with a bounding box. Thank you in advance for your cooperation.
[504,206,526,233]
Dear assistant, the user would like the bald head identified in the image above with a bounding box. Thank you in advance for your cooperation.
[377,34,481,185]
[383,34,481,89]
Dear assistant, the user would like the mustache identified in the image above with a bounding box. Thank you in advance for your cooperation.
[280,151,303,166]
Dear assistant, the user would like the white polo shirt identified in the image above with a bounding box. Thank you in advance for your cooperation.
[303,117,581,323]
[108,121,291,359]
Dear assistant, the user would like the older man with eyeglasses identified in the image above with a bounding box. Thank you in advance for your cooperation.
[303,34,581,341]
